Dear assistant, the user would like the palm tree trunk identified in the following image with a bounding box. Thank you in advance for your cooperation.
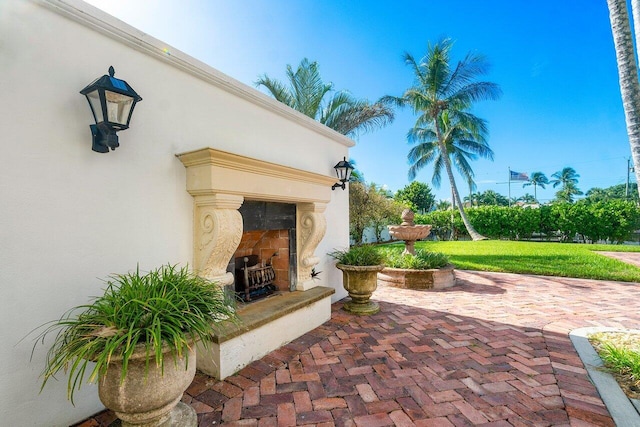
[631,0,640,63]
[436,142,487,240]
[607,0,640,199]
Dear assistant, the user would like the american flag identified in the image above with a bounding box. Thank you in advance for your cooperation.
[510,170,529,181]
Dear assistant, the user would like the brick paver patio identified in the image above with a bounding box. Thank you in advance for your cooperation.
[79,269,640,427]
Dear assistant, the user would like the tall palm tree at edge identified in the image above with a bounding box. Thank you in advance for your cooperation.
[385,38,501,240]
[607,0,640,199]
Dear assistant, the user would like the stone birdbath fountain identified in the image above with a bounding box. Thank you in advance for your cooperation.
[380,209,456,290]
[387,209,432,255]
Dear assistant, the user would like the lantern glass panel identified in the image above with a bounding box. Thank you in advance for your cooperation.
[105,90,134,126]
[85,90,102,123]
[336,167,347,181]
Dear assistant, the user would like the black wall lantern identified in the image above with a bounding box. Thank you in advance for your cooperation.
[80,66,142,153]
[331,157,354,190]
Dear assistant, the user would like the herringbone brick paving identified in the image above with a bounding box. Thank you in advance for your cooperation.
[78,270,640,427]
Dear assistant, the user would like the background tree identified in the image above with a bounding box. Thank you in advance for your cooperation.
[607,0,640,199]
[474,190,510,206]
[586,183,639,203]
[517,193,537,204]
[349,181,401,244]
[256,58,394,138]
[522,171,549,201]
[553,182,583,203]
[551,167,581,190]
[436,199,452,211]
[385,38,501,240]
[394,181,435,213]
[371,189,404,242]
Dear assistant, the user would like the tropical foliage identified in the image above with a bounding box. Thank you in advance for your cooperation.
[394,181,436,213]
[256,58,394,137]
[416,200,640,243]
[550,167,582,203]
[472,190,510,206]
[435,199,452,211]
[586,183,639,203]
[379,247,449,270]
[385,38,501,240]
[328,245,386,266]
[522,171,549,201]
[349,181,403,244]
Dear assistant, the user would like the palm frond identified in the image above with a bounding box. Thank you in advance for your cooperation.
[324,94,394,137]
[255,75,295,108]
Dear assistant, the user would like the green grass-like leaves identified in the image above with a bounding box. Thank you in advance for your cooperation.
[31,264,238,403]
[387,240,640,282]
[329,245,386,266]
[379,248,449,270]
[589,332,640,390]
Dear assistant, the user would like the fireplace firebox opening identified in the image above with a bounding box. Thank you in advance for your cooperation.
[229,201,297,301]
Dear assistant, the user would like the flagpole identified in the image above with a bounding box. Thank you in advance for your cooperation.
[508,167,511,207]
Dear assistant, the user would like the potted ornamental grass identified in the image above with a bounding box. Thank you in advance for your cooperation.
[329,245,386,315]
[378,247,456,290]
[31,264,238,427]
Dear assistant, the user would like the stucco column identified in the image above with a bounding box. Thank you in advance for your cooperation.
[297,202,327,291]
[193,193,244,286]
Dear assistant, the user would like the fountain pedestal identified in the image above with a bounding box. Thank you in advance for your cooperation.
[387,209,432,254]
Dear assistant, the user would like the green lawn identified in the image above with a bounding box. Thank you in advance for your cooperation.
[382,240,640,282]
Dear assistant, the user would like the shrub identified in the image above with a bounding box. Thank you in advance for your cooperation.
[383,248,449,270]
[329,245,386,266]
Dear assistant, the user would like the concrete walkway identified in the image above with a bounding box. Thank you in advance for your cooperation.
[79,270,640,427]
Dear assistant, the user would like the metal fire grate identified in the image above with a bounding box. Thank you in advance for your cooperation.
[235,255,276,302]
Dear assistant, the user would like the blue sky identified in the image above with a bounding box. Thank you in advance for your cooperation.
[84,0,632,203]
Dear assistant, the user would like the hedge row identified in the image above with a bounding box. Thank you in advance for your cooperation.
[414,200,640,243]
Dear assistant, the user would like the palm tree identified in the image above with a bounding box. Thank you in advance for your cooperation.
[385,39,501,240]
[406,111,494,209]
[554,182,583,203]
[436,199,452,211]
[517,193,537,204]
[607,0,640,199]
[551,167,580,190]
[255,58,394,138]
[522,171,549,201]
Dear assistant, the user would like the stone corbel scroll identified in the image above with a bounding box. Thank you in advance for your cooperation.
[297,202,327,290]
[193,194,244,286]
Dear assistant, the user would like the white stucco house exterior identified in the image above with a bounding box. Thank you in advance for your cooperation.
[0,1,353,425]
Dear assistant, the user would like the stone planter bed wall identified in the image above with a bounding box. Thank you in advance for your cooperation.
[378,265,456,290]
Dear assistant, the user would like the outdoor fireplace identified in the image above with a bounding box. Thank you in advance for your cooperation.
[177,148,334,292]
[177,147,341,379]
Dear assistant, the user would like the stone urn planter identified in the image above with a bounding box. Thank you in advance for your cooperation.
[98,344,197,426]
[32,264,238,427]
[378,264,456,290]
[336,264,385,315]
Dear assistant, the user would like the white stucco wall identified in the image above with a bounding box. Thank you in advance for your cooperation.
[0,1,352,425]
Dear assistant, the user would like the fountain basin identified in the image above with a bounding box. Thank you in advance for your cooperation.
[387,224,432,242]
[378,265,456,290]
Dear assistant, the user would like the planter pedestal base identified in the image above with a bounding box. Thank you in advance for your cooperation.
[116,402,196,427]
[343,299,379,315]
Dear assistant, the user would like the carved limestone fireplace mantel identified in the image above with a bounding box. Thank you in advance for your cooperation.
[177,147,337,291]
